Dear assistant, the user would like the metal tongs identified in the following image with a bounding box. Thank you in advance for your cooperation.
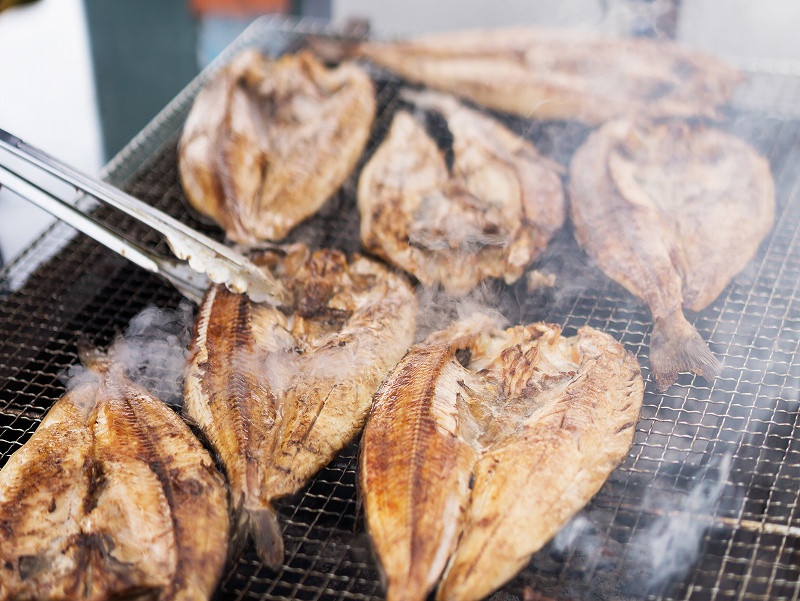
[0,128,290,306]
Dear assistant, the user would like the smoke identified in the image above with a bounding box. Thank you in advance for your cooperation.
[111,301,195,406]
[63,301,195,407]
[631,453,733,588]
[414,283,508,343]
[551,452,733,595]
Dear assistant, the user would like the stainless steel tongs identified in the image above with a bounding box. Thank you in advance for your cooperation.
[0,128,291,306]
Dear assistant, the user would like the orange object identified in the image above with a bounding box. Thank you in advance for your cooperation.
[190,0,289,16]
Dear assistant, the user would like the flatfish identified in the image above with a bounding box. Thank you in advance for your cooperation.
[569,118,775,389]
[352,27,740,124]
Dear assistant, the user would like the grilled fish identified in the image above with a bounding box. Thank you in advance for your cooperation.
[0,347,229,601]
[179,49,376,243]
[350,27,741,125]
[358,89,565,295]
[360,314,643,601]
[183,243,417,569]
[569,118,775,390]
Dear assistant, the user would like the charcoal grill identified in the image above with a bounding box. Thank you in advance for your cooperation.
[2,15,800,601]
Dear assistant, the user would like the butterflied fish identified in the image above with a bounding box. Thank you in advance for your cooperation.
[568,118,775,390]
[0,347,229,601]
[350,27,741,125]
[360,314,643,601]
[183,243,417,569]
[178,49,376,243]
[358,89,565,295]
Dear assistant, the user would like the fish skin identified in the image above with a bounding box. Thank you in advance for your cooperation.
[184,244,417,570]
[359,323,482,601]
[179,49,376,243]
[0,352,230,601]
[358,89,564,295]
[90,358,231,601]
[0,379,96,600]
[355,27,741,125]
[568,118,775,390]
[360,316,643,601]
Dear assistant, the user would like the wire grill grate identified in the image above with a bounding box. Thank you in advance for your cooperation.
[2,16,800,601]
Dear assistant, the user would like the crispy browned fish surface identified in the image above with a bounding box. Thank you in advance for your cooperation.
[360,314,643,601]
[0,349,229,601]
[569,118,775,390]
[358,89,565,295]
[178,48,376,243]
[184,243,417,570]
[354,27,741,125]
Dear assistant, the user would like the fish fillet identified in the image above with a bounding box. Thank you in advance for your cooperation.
[179,49,376,243]
[354,27,741,124]
[569,118,775,390]
[358,89,564,295]
[0,348,229,601]
[183,243,417,569]
[360,314,643,601]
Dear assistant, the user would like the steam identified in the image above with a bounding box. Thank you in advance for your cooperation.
[414,283,508,343]
[112,302,195,405]
[64,301,195,406]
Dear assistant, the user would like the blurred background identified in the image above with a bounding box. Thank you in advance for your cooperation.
[1,0,799,265]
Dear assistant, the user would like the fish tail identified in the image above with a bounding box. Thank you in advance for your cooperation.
[246,504,284,570]
[650,312,722,391]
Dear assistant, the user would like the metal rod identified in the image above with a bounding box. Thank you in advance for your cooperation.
[612,501,800,538]
[0,165,161,274]
[0,128,290,305]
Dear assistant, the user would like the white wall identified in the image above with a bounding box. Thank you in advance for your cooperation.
[0,0,103,263]
[678,0,800,62]
[332,0,800,63]
[331,0,605,36]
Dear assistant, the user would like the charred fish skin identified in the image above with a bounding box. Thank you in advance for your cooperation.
[178,48,376,244]
[0,352,230,601]
[360,325,482,601]
[360,316,643,601]
[356,27,741,124]
[358,89,564,295]
[568,118,775,390]
[184,282,284,568]
[0,380,96,600]
[90,357,231,601]
[184,244,417,570]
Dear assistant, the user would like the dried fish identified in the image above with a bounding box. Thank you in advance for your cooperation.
[360,314,643,601]
[569,118,775,389]
[354,27,741,124]
[179,49,375,243]
[0,348,229,601]
[184,243,417,569]
[358,89,564,295]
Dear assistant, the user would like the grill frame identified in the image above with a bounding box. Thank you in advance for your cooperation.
[2,15,800,601]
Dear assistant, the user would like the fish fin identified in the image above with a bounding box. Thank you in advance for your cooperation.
[304,18,370,63]
[650,312,722,391]
[247,505,284,570]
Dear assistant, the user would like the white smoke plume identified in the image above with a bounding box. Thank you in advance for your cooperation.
[632,452,733,588]
[64,301,195,407]
[414,283,508,343]
[551,452,733,595]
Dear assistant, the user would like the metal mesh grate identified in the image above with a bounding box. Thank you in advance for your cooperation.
[2,16,800,601]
